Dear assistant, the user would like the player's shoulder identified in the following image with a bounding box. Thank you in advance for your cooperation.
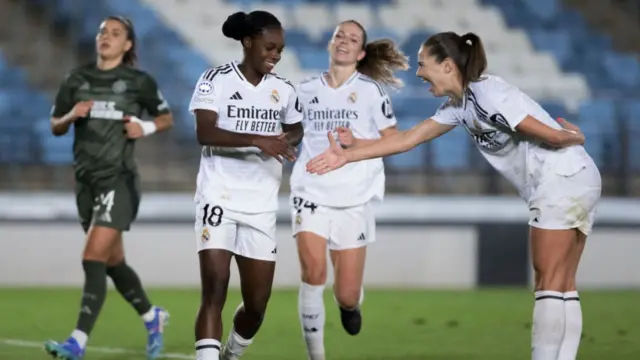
[355,73,386,97]
[267,72,296,91]
[438,97,462,112]
[470,74,513,94]
[297,74,322,89]
[200,62,235,83]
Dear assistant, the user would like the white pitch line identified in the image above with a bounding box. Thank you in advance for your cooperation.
[0,338,193,359]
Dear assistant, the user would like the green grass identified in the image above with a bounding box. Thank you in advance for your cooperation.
[0,288,638,359]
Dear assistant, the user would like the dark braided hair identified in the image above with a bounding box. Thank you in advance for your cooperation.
[222,11,282,44]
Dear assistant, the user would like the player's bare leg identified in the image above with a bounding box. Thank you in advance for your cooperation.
[557,232,587,360]
[195,249,233,360]
[530,227,578,360]
[331,246,367,336]
[221,255,275,360]
[297,232,329,360]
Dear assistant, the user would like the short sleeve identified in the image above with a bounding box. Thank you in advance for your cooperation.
[51,72,80,118]
[483,79,528,131]
[139,74,170,117]
[282,87,303,125]
[371,90,397,131]
[189,69,221,113]
[431,100,460,126]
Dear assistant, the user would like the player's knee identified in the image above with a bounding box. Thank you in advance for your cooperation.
[301,265,327,285]
[334,286,361,309]
[243,293,270,320]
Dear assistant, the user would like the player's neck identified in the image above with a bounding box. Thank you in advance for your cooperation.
[96,57,122,71]
[325,65,357,89]
[237,62,264,86]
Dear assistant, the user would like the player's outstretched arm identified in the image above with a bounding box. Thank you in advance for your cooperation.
[306,118,454,174]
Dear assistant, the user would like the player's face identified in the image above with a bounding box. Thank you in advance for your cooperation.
[416,45,455,97]
[329,22,366,66]
[248,28,285,74]
[96,19,132,61]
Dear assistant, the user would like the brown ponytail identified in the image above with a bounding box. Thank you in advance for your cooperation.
[423,31,487,87]
[340,20,409,88]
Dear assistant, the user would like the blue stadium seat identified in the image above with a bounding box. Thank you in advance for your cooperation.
[296,47,328,69]
[385,117,427,170]
[623,100,640,170]
[528,29,572,67]
[432,126,470,170]
[603,52,640,89]
[521,0,560,23]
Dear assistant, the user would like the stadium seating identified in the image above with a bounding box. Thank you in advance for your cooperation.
[0,50,50,164]
[5,0,639,172]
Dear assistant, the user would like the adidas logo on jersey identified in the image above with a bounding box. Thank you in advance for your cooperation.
[358,233,366,241]
[309,97,319,104]
[229,92,243,100]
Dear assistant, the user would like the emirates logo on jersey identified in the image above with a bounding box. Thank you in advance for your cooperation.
[347,92,357,104]
[270,89,280,104]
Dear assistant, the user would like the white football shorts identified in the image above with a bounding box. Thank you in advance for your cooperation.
[194,199,277,262]
[528,156,602,236]
[290,195,376,250]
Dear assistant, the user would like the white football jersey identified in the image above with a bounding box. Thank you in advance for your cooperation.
[291,71,397,207]
[431,75,593,201]
[189,61,303,213]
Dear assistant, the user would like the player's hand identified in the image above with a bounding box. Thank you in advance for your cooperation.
[123,116,144,139]
[306,131,348,175]
[557,117,585,145]
[335,126,356,148]
[254,135,297,163]
[70,100,93,120]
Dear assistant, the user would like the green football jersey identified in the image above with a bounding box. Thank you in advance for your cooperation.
[51,62,170,186]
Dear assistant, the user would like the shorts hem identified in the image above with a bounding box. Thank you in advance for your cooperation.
[91,222,129,232]
[328,242,371,251]
[529,222,591,236]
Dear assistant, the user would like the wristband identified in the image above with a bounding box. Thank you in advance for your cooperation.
[129,116,157,136]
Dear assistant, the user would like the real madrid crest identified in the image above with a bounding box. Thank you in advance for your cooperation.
[295,214,302,226]
[201,227,210,243]
[112,79,127,94]
[347,92,357,104]
[270,89,280,104]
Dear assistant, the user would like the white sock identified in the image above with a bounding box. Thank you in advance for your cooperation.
[532,290,566,360]
[557,291,582,360]
[299,282,326,360]
[70,329,88,348]
[142,306,157,323]
[196,339,221,360]
[223,324,253,359]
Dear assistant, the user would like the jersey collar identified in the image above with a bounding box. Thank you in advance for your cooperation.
[231,61,267,90]
[320,70,359,91]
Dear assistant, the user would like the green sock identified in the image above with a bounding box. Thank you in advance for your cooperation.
[107,261,153,316]
[75,261,107,335]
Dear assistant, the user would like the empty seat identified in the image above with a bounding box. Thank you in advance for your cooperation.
[385,117,427,170]
[432,126,470,170]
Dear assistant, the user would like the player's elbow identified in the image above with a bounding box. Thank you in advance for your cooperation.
[196,127,218,146]
[50,120,67,136]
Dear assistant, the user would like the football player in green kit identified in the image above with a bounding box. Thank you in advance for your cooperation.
[44,16,173,360]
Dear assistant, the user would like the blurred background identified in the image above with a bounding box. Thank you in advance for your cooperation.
[0,0,639,195]
[0,0,639,359]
